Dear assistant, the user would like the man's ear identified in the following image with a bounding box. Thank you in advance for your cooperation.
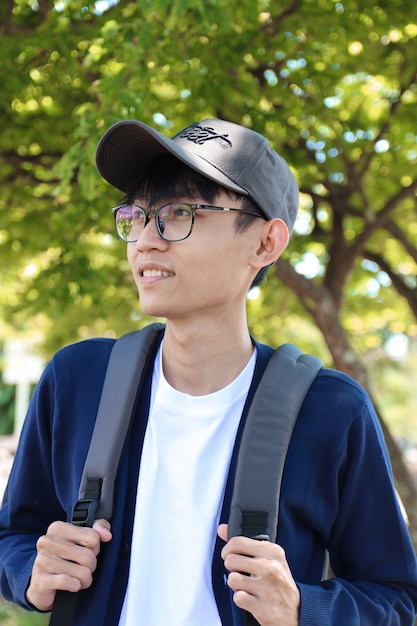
[252,218,290,268]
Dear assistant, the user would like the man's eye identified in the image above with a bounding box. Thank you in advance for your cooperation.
[171,206,191,218]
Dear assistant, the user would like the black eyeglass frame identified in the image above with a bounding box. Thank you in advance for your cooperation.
[111,202,264,243]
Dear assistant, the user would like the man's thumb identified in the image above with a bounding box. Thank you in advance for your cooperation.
[93,519,112,542]
[217,523,228,543]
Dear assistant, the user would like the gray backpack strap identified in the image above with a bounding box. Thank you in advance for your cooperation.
[228,344,322,543]
[228,344,322,626]
[50,323,164,626]
[73,322,165,525]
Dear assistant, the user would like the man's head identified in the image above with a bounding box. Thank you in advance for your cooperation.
[96,117,299,234]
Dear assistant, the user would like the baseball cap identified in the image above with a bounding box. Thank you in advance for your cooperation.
[96,118,299,231]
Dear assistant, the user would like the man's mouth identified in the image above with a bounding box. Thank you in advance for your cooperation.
[142,269,174,277]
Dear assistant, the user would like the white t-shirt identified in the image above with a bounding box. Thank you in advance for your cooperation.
[118,343,256,625]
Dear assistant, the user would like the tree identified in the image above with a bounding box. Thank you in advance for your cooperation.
[1,0,417,540]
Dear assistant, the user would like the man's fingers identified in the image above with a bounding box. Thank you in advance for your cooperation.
[26,519,112,612]
[93,519,112,543]
[217,523,228,543]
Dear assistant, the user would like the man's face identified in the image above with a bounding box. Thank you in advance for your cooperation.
[126,189,263,324]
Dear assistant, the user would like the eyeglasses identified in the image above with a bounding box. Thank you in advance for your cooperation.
[111,202,263,243]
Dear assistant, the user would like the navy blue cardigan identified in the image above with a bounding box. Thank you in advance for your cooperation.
[0,334,416,625]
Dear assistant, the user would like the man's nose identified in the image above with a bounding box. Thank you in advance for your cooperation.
[143,210,156,228]
[135,211,167,249]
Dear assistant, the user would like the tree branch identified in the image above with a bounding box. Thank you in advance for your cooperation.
[274,258,370,386]
[350,178,417,258]
[262,0,301,32]
[363,250,417,318]
[385,220,417,265]
[1,0,15,35]
[358,64,417,177]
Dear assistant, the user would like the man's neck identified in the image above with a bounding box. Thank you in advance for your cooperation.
[161,319,254,396]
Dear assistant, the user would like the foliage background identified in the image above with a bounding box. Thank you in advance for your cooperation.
[0,5,417,619]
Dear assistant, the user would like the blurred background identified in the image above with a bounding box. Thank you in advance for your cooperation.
[1,0,417,622]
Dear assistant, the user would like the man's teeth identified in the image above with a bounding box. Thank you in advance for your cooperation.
[143,269,174,277]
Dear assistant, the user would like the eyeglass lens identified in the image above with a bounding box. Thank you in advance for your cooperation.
[115,203,193,242]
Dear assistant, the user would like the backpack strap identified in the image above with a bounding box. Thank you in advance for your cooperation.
[228,343,322,542]
[228,343,322,626]
[49,322,164,626]
[74,322,165,523]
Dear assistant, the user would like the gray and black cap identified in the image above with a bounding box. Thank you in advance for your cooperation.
[96,118,299,232]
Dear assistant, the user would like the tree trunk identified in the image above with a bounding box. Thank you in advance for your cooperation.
[377,411,417,545]
[274,259,417,549]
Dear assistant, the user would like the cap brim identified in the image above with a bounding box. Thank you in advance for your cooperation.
[96,120,248,195]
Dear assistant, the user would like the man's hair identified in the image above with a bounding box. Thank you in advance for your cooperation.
[124,154,272,288]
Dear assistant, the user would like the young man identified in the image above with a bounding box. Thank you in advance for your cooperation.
[0,118,416,626]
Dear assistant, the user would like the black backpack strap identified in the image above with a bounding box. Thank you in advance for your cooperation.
[49,322,164,626]
[227,344,322,626]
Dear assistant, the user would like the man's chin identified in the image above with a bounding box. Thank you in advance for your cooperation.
[138,301,168,319]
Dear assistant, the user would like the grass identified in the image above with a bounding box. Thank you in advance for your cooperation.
[0,599,48,625]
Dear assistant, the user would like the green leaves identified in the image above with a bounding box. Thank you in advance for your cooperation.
[1,0,417,360]
[2,0,417,539]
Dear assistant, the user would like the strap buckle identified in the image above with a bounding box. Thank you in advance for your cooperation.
[71,477,102,527]
[71,498,100,527]
[241,511,270,540]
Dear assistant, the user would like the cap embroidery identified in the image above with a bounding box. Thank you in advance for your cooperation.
[177,124,232,148]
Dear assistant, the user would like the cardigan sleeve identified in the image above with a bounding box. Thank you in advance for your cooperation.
[0,358,62,608]
[294,373,417,625]
[0,339,114,609]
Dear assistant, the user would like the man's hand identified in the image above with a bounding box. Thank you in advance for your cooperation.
[26,519,112,611]
[218,524,300,626]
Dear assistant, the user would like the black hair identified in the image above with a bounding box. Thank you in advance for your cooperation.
[124,154,272,288]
